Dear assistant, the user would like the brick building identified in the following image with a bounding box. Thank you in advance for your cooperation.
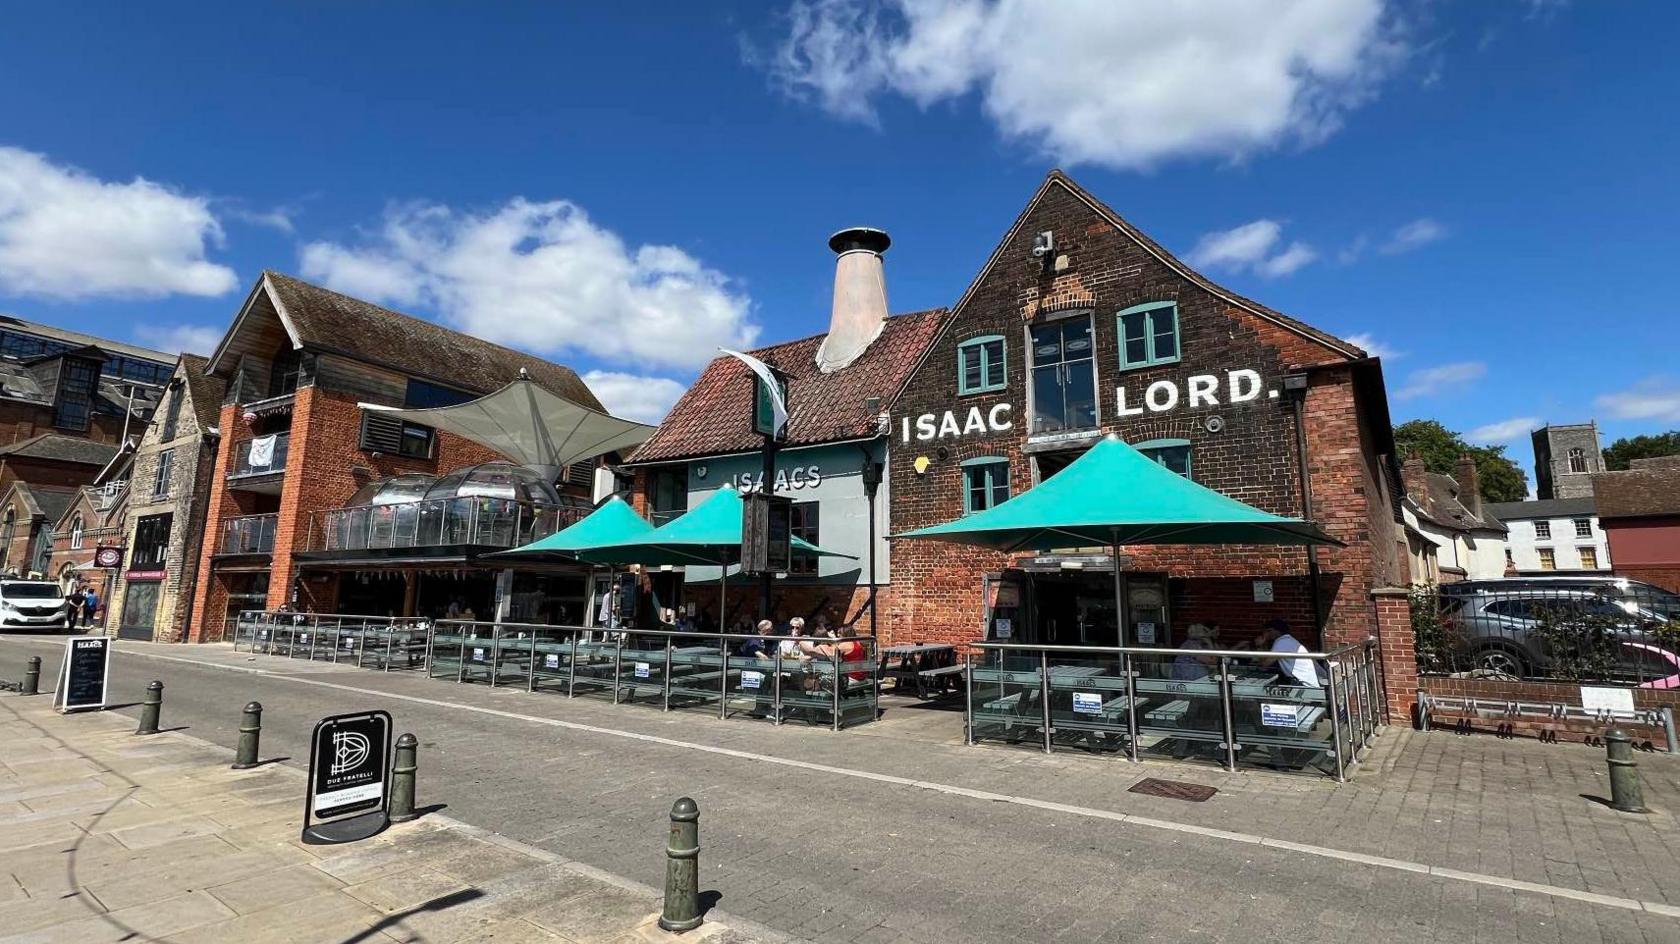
[886,172,1407,654]
[99,354,227,641]
[1591,455,1680,592]
[0,437,124,576]
[186,272,607,641]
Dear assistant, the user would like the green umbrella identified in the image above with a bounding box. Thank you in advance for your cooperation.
[490,496,654,562]
[891,434,1339,645]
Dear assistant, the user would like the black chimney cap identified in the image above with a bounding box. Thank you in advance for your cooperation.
[828,227,891,255]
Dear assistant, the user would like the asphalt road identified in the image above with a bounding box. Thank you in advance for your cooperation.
[3,632,1675,944]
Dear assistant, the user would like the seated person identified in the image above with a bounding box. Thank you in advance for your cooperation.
[1171,624,1217,681]
[1256,619,1322,688]
[737,621,775,661]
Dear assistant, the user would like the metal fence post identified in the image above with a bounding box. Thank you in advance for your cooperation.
[1122,650,1139,763]
[720,638,730,720]
[832,648,842,733]
[568,633,579,698]
[1040,651,1052,754]
[527,633,538,692]
[963,653,974,745]
[355,623,367,668]
[612,638,624,705]
[663,640,674,712]
[1218,657,1237,771]
[1325,659,1347,782]
[489,625,501,689]
[775,648,785,726]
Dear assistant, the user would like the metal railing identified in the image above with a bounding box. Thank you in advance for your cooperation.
[220,513,277,555]
[1415,581,1680,687]
[302,498,585,553]
[231,612,880,730]
[963,639,1381,781]
[229,432,290,478]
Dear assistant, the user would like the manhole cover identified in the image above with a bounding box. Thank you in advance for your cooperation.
[1128,777,1217,802]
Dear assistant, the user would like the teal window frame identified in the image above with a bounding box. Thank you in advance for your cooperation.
[1134,438,1192,478]
[961,457,1011,515]
[957,335,1007,395]
[1117,301,1181,371]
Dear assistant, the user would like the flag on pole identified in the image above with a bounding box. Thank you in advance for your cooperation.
[720,348,788,438]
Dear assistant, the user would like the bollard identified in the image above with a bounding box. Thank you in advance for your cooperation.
[657,797,702,933]
[389,733,419,822]
[232,702,262,769]
[1605,728,1649,813]
[136,681,163,735]
[22,656,40,696]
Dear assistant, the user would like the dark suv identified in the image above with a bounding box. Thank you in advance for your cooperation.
[1436,584,1678,683]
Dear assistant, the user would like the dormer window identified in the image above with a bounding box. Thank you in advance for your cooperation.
[1117,301,1181,371]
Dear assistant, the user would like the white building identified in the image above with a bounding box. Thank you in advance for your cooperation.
[1401,455,1509,583]
[1483,498,1611,574]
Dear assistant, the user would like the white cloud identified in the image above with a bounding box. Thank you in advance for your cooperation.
[1467,416,1540,444]
[227,205,296,234]
[0,147,238,299]
[135,323,224,356]
[581,370,689,424]
[761,0,1404,170]
[301,198,758,371]
[1596,378,1680,423]
[1395,361,1486,400]
[1344,332,1402,360]
[1185,219,1317,279]
[1380,217,1446,255]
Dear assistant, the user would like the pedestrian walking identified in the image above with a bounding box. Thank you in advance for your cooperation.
[65,586,86,629]
[82,586,100,628]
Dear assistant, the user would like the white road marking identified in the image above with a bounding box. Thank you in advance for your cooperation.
[9,639,1677,917]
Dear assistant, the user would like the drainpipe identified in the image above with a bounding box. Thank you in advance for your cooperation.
[856,440,883,638]
[1283,373,1326,634]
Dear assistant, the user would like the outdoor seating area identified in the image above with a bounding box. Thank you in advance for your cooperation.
[232,612,880,730]
[965,640,1382,780]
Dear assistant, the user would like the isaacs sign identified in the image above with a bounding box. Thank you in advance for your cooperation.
[900,368,1274,442]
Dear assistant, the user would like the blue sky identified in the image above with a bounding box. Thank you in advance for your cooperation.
[1,1,1676,480]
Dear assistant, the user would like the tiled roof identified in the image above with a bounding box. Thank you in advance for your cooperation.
[1592,464,1680,519]
[632,308,948,464]
[1484,497,1596,520]
[0,434,120,466]
[1416,472,1507,534]
[262,272,605,411]
[178,353,227,432]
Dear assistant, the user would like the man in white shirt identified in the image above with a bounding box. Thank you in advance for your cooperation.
[1257,619,1321,688]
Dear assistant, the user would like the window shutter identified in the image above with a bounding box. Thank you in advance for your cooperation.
[564,462,595,488]
[359,413,405,453]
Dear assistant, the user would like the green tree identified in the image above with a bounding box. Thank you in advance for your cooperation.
[1603,430,1680,471]
[1393,419,1530,503]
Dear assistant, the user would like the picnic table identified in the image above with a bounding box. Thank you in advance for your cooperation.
[879,642,959,699]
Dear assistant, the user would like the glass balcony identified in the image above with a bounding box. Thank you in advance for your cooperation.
[220,513,277,555]
[306,497,587,553]
[229,432,289,478]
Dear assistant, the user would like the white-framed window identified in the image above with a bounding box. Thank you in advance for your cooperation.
[69,514,84,550]
[1533,520,1552,540]
[1573,517,1592,538]
[152,448,174,499]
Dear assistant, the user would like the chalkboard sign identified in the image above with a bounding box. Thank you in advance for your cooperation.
[302,710,391,845]
[54,637,110,713]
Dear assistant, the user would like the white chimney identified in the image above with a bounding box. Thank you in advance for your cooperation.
[815,227,890,373]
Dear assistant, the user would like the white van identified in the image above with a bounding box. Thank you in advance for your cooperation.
[0,580,69,630]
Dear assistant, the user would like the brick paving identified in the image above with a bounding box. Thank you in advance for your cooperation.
[0,691,787,944]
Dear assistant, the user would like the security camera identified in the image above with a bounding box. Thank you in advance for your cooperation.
[1031,231,1054,258]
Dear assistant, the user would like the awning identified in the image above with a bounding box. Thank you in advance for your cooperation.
[892,434,1340,552]
[361,377,655,481]
[573,485,854,567]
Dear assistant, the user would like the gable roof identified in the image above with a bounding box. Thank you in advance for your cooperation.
[1410,472,1506,534]
[0,434,120,467]
[212,272,604,411]
[177,353,227,433]
[632,308,948,464]
[1484,497,1596,520]
[940,170,1364,363]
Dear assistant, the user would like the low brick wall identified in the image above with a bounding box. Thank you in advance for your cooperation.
[1420,674,1678,748]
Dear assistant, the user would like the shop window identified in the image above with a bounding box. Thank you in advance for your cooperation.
[152,448,174,499]
[1573,517,1592,538]
[1533,520,1551,540]
[1029,316,1096,435]
[1538,547,1556,571]
[1117,301,1181,370]
[54,359,97,431]
[130,513,173,569]
[1578,546,1598,569]
[69,515,84,549]
[957,335,1006,395]
[789,501,820,576]
[963,458,1010,515]
[1135,438,1192,478]
[159,379,184,441]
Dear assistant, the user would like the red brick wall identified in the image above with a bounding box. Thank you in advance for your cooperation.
[886,180,1402,653]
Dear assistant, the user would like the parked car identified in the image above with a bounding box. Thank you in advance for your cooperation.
[0,580,70,630]
[1441,576,1680,619]
[1438,585,1677,683]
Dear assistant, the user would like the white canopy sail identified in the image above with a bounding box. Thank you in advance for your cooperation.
[360,376,654,481]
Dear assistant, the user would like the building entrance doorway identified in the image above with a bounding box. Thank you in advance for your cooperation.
[983,566,1171,648]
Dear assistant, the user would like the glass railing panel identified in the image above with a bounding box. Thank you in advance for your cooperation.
[530,628,581,694]
[568,637,620,698]
[1045,653,1128,754]
[1130,650,1229,766]
[666,641,727,711]
[1226,655,1334,774]
[967,652,1047,745]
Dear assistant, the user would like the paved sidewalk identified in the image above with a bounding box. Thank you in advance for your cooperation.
[0,692,788,944]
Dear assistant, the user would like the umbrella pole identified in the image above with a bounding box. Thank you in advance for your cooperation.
[719,553,729,633]
[1110,534,1129,648]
